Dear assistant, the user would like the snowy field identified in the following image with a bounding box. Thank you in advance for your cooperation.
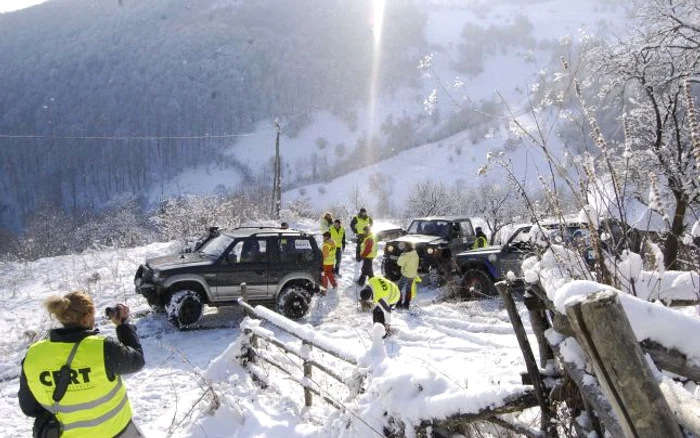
[2,219,699,437]
[0,220,537,437]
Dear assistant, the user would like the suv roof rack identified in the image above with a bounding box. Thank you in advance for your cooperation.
[232,226,311,237]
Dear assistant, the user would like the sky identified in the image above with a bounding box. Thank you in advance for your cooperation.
[1,217,698,437]
[0,0,46,13]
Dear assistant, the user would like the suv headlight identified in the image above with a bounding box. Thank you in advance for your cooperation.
[152,270,164,282]
[426,247,435,255]
[386,244,395,254]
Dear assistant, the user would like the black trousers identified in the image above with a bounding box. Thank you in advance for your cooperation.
[372,305,386,325]
[358,258,374,285]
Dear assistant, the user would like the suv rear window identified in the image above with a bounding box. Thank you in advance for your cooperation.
[279,237,315,263]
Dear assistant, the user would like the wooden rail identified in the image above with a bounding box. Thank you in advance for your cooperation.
[235,287,363,409]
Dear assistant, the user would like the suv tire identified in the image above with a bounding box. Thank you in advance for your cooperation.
[461,269,496,298]
[166,289,204,328]
[276,285,311,320]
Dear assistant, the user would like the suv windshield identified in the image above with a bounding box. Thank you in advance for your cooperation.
[407,220,451,238]
[198,234,234,257]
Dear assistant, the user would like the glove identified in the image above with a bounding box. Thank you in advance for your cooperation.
[359,300,373,312]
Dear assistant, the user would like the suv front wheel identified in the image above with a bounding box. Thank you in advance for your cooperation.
[461,269,497,299]
[167,289,204,328]
[276,284,312,320]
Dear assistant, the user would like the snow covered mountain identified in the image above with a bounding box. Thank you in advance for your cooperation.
[154,0,628,214]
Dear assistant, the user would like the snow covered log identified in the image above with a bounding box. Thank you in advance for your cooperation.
[413,390,538,437]
[642,340,700,383]
[566,291,684,438]
[548,333,623,438]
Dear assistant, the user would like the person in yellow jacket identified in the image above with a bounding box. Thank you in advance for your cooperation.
[473,227,488,249]
[321,231,338,294]
[19,291,145,438]
[330,219,346,276]
[396,242,419,309]
[357,225,377,286]
[359,276,401,335]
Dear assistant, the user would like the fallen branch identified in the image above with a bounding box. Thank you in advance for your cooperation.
[415,390,538,436]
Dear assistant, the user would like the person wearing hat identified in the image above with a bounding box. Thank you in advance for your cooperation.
[359,276,401,335]
[321,231,338,294]
[357,225,377,285]
[473,227,488,249]
[350,208,373,262]
[319,212,333,234]
[330,219,346,276]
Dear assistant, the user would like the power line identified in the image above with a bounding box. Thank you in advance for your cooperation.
[0,132,262,141]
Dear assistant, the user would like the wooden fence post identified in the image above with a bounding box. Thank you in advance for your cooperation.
[566,291,683,438]
[523,291,554,367]
[303,341,313,407]
[495,282,556,437]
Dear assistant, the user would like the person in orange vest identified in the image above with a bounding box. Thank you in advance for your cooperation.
[357,225,377,286]
[19,291,145,438]
[330,219,346,276]
[321,231,338,294]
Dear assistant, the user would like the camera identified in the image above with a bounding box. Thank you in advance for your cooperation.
[104,306,118,319]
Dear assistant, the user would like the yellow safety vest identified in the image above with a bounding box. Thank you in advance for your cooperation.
[472,236,488,249]
[23,336,132,438]
[368,277,400,305]
[329,226,345,248]
[322,240,337,266]
[353,215,371,235]
[361,233,378,259]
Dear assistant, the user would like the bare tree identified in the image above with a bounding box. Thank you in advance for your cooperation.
[585,0,700,268]
[406,179,455,217]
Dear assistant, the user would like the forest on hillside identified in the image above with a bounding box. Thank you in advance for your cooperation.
[0,0,427,232]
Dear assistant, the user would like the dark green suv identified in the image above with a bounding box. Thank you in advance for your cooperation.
[134,227,322,328]
[381,217,477,285]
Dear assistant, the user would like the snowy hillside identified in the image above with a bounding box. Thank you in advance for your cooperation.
[152,0,628,212]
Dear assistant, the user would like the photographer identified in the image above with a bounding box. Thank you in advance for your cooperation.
[19,291,145,438]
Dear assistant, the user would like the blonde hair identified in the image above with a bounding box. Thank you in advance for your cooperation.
[44,291,95,327]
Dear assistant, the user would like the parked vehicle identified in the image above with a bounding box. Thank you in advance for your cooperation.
[455,221,591,297]
[134,227,322,328]
[381,216,477,285]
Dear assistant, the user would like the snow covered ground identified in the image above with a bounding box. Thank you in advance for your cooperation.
[2,219,699,437]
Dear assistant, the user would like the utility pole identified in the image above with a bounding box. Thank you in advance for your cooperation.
[271,119,281,219]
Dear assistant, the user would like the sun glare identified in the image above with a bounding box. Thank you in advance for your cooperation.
[367,0,386,163]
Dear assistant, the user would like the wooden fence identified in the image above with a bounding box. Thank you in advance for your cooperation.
[498,280,700,437]
[235,297,364,409]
